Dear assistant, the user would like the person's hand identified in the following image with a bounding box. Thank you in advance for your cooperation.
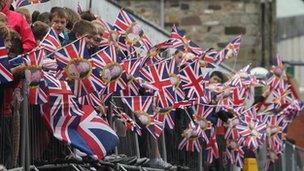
[12,88,23,110]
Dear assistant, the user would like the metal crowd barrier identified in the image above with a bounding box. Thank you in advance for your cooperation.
[0,85,303,171]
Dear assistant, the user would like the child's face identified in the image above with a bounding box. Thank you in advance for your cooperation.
[51,16,66,34]
[210,75,222,84]
[4,37,11,50]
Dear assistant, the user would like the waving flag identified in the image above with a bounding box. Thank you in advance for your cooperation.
[122,96,163,138]
[170,25,203,56]
[237,114,266,151]
[77,105,119,159]
[178,122,202,152]
[192,104,213,142]
[180,61,210,103]
[23,48,48,104]
[216,35,241,64]
[205,129,219,164]
[55,37,104,96]
[40,27,61,56]
[224,127,244,168]
[114,9,152,57]
[112,104,142,135]
[15,0,50,7]
[120,57,142,96]
[140,60,177,109]
[0,37,13,83]
[92,45,128,94]
[41,73,118,160]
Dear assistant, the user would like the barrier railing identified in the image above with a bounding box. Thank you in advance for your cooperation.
[0,88,303,171]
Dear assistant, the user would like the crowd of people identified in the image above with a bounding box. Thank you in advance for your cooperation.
[0,0,302,171]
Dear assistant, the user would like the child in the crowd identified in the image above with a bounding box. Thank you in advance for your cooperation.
[15,7,31,24]
[91,20,105,51]
[31,21,49,44]
[63,7,80,31]
[68,19,97,54]
[0,23,23,169]
[49,7,69,46]
[36,12,51,26]
[0,0,36,52]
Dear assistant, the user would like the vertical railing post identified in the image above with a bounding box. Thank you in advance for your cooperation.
[131,112,140,158]
[198,150,203,171]
[291,144,296,171]
[22,74,30,171]
[160,133,167,162]
[281,143,286,171]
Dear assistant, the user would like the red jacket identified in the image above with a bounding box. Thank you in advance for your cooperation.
[1,4,36,52]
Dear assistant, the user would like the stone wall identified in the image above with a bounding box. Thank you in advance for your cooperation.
[117,0,277,69]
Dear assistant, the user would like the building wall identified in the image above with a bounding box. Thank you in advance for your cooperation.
[117,0,277,69]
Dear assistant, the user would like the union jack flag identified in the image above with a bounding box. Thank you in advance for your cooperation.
[205,129,219,164]
[112,103,142,135]
[114,9,136,33]
[140,60,177,109]
[41,74,118,160]
[40,27,61,56]
[191,104,213,142]
[120,58,142,96]
[194,48,217,68]
[114,9,152,57]
[141,41,169,67]
[15,0,50,7]
[55,37,104,96]
[179,61,211,104]
[178,121,202,152]
[77,105,119,159]
[215,35,241,65]
[270,80,293,109]
[92,45,128,94]
[0,37,13,83]
[170,25,203,56]
[78,90,111,114]
[237,114,266,151]
[224,127,244,168]
[23,48,48,104]
[121,96,163,139]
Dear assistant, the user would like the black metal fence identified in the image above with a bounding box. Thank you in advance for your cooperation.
[0,88,303,171]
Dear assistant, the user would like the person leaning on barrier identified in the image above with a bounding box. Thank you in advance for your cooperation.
[0,23,23,169]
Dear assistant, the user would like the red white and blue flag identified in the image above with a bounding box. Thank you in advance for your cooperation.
[205,129,219,164]
[178,121,202,152]
[40,27,61,56]
[15,0,50,7]
[170,25,203,56]
[179,61,210,104]
[23,48,48,104]
[41,73,118,160]
[0,37,13,83]
[55,37,104,97]
[215,35,241,65]
[140,59,181,109]
[92,45,128,94]
[122,96,163,139]
[112,103,142,136]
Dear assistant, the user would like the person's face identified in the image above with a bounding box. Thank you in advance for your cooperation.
[51,16,66,34]
[209,75,222,84]
[85,33,95,49]
[4,37,11,50]
[92,33,102,48]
